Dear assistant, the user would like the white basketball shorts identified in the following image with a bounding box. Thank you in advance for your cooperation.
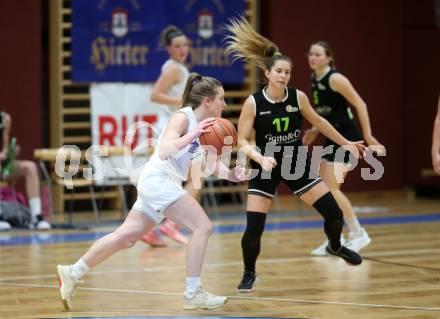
[132,167,186,224]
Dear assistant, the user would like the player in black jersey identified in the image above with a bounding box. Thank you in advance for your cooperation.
[432,95,440,175]
[225,16,365,293]
[303,42,385,255]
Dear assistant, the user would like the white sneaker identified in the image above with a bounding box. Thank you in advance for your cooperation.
[57,265,79,310]
[30,215,52,230]
[311,234,346,256]
[348,228,371,252]
[183,287,228,310]
[0,220,11,231]
[35,219,52,230]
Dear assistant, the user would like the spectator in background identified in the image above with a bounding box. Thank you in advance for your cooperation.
[432,95,440,175]
[0,110,51,230]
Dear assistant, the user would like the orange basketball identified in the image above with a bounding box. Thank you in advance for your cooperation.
[199,118,237,154]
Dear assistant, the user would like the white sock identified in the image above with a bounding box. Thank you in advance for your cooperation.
[346,218,362,236]
[71,258,90,280]
[184,277,201,298]
[29,197,41,221]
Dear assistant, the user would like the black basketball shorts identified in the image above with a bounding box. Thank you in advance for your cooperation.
[322,123,362,164]
[247,146,321,198]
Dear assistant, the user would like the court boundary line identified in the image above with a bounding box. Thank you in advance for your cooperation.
[0,282,439,312]
[1,212,440,247]
[1,247,440,282]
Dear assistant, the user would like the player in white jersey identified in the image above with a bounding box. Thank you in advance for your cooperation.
[57,73,246,311]
[142,26,192,246]
[151,26,190,126]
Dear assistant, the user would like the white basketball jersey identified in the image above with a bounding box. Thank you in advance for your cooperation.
[154,60,190,134]
[161,59,189,110]
[147,107,203,181]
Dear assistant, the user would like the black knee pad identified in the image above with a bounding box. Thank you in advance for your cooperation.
[242,211,266,247]
[312,192,343,222]
[243,211,266,236]
[241,211,267,273]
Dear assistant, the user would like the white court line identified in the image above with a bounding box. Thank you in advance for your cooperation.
[232,295,440,311]
[0,282,439,312]
[363,247,440,258]
[1,247,440,282]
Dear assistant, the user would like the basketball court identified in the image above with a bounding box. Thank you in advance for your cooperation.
[1,192,440,319]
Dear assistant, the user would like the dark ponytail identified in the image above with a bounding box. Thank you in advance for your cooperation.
[160,25,185,47]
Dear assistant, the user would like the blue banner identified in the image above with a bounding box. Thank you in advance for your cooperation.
[71,0,245,84]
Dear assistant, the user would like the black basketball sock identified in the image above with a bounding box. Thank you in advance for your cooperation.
[241,211,267,273]
[312,192,344,251]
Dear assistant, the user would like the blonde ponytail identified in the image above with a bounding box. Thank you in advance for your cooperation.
[225,16,292,71]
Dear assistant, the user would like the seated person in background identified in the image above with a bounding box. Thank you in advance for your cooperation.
[0,110,51,230]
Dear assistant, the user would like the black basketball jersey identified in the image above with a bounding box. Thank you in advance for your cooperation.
[311,68,355,127]
[252,87,302,157]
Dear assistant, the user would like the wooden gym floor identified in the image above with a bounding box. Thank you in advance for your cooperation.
[0,190,439,319]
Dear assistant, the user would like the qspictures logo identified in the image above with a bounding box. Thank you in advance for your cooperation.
[55,120,386,190]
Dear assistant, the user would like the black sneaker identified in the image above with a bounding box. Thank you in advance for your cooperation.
[326,245,363,265]
[237,271,256,292]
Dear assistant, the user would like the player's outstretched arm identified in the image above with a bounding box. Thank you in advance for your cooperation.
[330,73,385,155]
[298,90,365,156]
